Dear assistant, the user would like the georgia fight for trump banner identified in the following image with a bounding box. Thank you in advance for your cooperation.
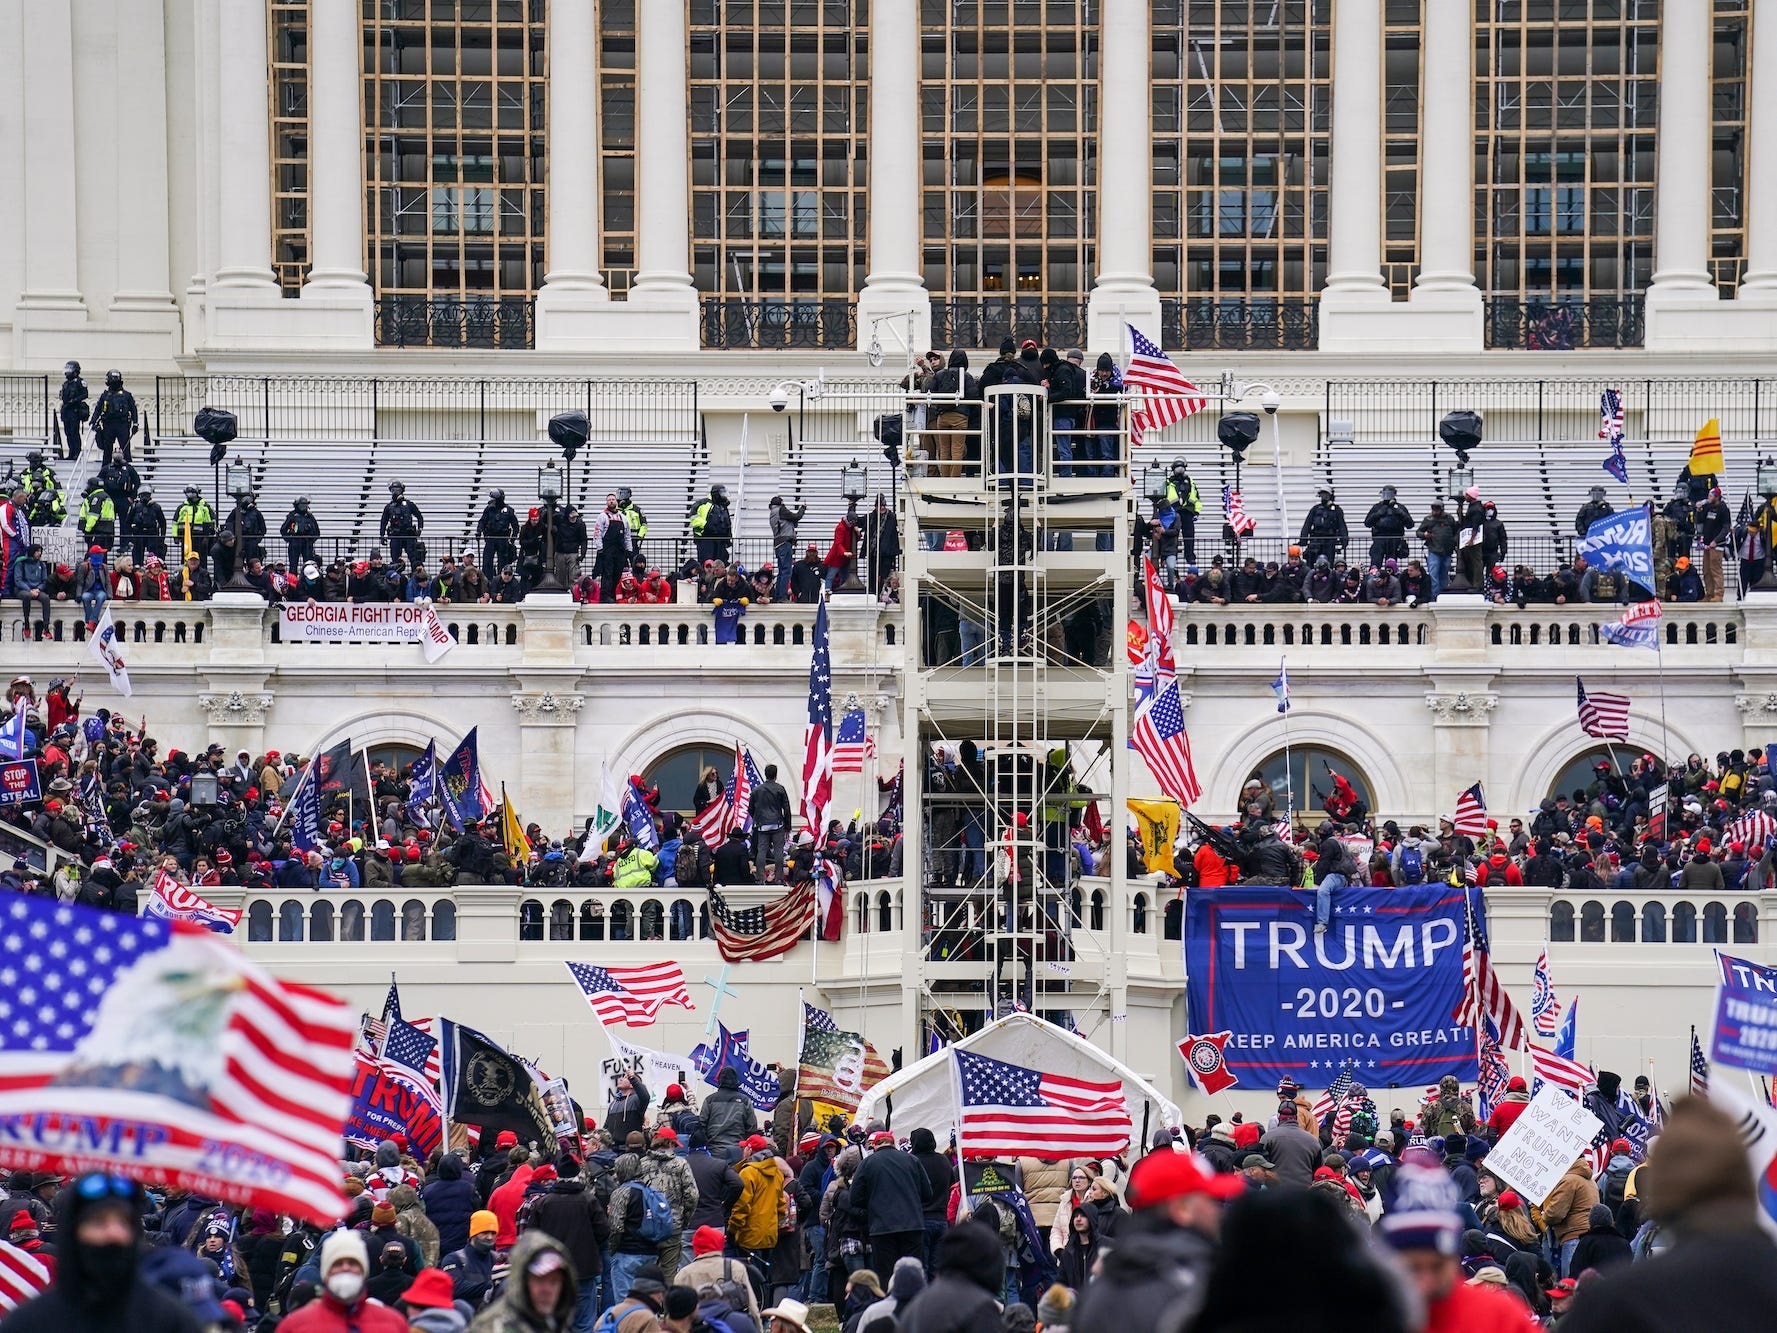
[1184,884,1478,1088]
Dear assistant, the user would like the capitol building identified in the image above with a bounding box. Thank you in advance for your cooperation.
[1,0,1776,1111]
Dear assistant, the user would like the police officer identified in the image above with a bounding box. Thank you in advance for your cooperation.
[22,454,64,528]
[90,370,138,466]
[1164,459,1202,562]
[380,480,424,570]
[58,362,89,461]
[475,487,518,575]
[1363,484,1414,566]
[97,454,140,511]
[281,496,320,568]
[217,492,266,580]
[691,483,732,565]
[175,484,216,568]
[78,480,117,551]
[1299,487,1348,567]
[617,485,649,543]
[124,487,166,564]
[1575,485,1615,537]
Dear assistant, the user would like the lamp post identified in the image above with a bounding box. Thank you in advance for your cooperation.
[1439,410,1483,594]
[536,462,565,592]
[840,459,868,592]
[190,770,218,809]
[1142,460,1169,508]
[1753,457,1777,593]
[223,459,255,592]
[1237,382,1288,539]
[1217,412,1260,556]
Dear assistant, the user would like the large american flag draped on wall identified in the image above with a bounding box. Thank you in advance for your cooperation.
[1453,889,1528,1051]
[1123,325,1206,446]
[0,898,355,1224]
[1452,783,1488,838]
[1131,678,1202,807]
[1576,677,1631,740]
[564,961,694,1026]
[955,1048,1131,1160]
[800,596,835,836]
[710,882,817,963]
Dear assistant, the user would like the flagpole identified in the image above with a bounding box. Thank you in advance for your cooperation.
[949,1046,969,1215]
[1280,656,1295,826]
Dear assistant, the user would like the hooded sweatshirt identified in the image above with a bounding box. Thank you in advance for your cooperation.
[895,1220,1005,1333]
[464,1230,577,1333]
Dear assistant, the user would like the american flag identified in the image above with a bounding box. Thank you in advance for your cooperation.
[0,1238,50,1314]
[1532,947,1563,1037]
[1142,556,1176,682]
[1476,1017,1511,1120]
[955,1048,1131,1160]
[1690,1027,1710,1097]
[1452,782,1487,838]
[381,1014,439,1078]
[0,897,355,1224]
[691,744,758,845]
[1599,389,1629,485]
[1576,677,1631,741]
[143,869,242,934]
[832,709,868,774]
[1454,888,1528,1050]
[1529,1041,1594,1097]
[689,785,730,846]
[1132,678,1202,807]
[710,881,817,963]
[1726,810,1777,848]
[1123,325,1206,446]
[564,961,694,1026]
[1224,485,1257,538]
[1310,1066,1354,1128]
[800,596,834,836]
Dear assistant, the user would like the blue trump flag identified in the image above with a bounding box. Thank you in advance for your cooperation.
[407,740,437,814]
[289,759,323,853]
[1183,884,1478,1088]
[1575,506,1656,592]
[438,728,486,830]
[689,1024,779,1112]
[622,779,660,850]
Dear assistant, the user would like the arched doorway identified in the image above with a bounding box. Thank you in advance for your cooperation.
[643,744,736,816]
[1247,747,1373,821]
[1547,747,1659,802]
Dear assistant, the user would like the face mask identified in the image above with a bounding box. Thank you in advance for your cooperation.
[77,1241,139,1297]
[471,1235,496,1253]
[326,1269,365,1303]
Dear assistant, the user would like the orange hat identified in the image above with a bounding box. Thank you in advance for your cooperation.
[1676,556,1691,569]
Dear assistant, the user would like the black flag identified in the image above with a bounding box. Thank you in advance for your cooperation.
[314,738,354,806]
[439,1020,554,1146]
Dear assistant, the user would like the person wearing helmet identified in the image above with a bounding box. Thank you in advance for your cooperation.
[1164,458,1203,563]
[281,495,321,568]
[215,487,265,584]
[1363,484,1414,567]
[90,370,138,467]
[380,480,425,571]
[1575,484,1614,537]
[1299,487,1348,567]
[174,485,216,570]
[476,487,518,575]
[616,485,649,541]
[691,483,732,565]
[21,454,65,528]
[57,361,89,462]
[124,486,166,565]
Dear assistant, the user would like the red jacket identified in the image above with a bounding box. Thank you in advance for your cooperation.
[824,518,855,569]
[1487,1093,1532,1136]
[1423,1278,1534,1333]
[277,1291,410,1333]
[1477,855,1522,887]
[487,1163,535,1246]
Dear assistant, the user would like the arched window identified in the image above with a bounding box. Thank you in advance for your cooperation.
[877,891,893,933]
[363,742,425,791]
[1547,749,1659,803]
[277,901,305,942]
[610,900,633,941]
[1580,900,1605,942]
[519,898,543,941]
[549,899,575,941]
[1672,901,1698,943]
[1132,892,1149,935]
[640,899,665,940]
[1703,901,1729,944]
[699,903,711,939]
[855,891,871,934]
[1249,747,1373,819]
[310,900,335,942]
[402,900,428,941]
[372,899,397,941]
[1735,901,1759,943]
[670,899,694,941]
[1610,901,1636,942]
[1089,889,1105,932]
[432,900,456,941]
[642,744,738,817]
[580,900,606,940]
[1550,900,1575,941]
[1164,898,1183,940]
[1640,901,1666,943]
[248,901,273,942]
[341,899,366,941]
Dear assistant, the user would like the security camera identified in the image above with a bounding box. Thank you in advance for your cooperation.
[1260,389,1282,416]
[769,386,790,413]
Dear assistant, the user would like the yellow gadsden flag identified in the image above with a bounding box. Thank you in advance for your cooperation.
[1691,418,1724,476]
[1127,798,1180,876]
[500,783,532,862]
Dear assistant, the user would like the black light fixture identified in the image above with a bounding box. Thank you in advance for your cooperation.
[1217,413,1261,551]
[1438,409,1483,467]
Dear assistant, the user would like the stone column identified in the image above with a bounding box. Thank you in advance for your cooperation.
[210,0,279,296]
[1646,0,1718,305]
[111,0,178,317]
[510,692,585,832]
[1740,0,1777,300]
[16,1,84,313]
[855,0,930,350]
[1087,0,1162,346]
[537,0,607,312]
[628,0,697,311]
[1410,0,1482,329]
[300,0,375,321]
[1320,0,1389,309]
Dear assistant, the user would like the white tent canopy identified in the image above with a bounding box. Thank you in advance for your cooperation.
[853,1013,1183,1150]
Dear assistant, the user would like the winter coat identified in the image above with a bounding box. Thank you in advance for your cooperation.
[273,1282,411,1333]
[729,1156,786,1251]
[1071,1222,1216,1333]
[700,1072,760,1153]
[488,1164,535,1246]
[1568,1205,1634,1276]
[1015,1156,1069,1229]
[465,1230,579,1333]
[686,1150,744,1231]
[424,1154,481,1257]
[639,1146,700,1228]
[440,1241,496,1307]
[1555,1228,1777,1333]
[1542,1161,1602,1244]
[1259,1122,1323,1189]
[525,1177,611,1289]
[850,1145,935,1236]
[390,1183,441,1267]
[768,500,806,545]
[605,1080,652,1144]
[895,1222,1006,1333]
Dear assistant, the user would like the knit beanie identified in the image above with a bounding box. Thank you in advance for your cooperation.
[370,1202,396,1227]
[469,1209,498,1239]
[1036,1283,1074,1327]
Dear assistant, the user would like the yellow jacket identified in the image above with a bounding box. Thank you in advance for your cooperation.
[727,1158,784,1252]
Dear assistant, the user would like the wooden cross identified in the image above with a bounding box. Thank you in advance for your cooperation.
[701,965,739,1034]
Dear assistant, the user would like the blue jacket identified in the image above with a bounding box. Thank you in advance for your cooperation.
[424,1154,482,1256]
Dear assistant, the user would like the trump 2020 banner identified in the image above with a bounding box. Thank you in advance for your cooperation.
[1184,884,1478,1088]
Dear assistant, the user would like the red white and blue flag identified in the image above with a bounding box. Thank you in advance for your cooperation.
[1476,1016,1512,1120]
[1454,888,1528,1050]
[1600,388,1629,483]
[1452,783,1487,838]
[564,961,694,1027]
[1123,325,1206,446]
[144,869,241,934]
[1224,485,1256,538]
[0,1238,51,1313]
[1532,947,1563,1037]
[1691,1027,1711,1098]
[1576,677,1631,741]
[1132,678,1202,807]
[832,709,868,774]
[800,596,834,836]
[0,896,355,1223]
[955,1048,1131,1160]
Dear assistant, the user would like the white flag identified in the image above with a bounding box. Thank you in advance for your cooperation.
[419,602,455,663]
[87,607,133,697]
[581,760,623,863]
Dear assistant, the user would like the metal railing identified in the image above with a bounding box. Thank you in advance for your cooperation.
[698,298,857,349]
[0,375,53,446]
[374,296,536,349]
[1160,297,1320,351]
[930,300,1090,351]
[1485,296,1646,350]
